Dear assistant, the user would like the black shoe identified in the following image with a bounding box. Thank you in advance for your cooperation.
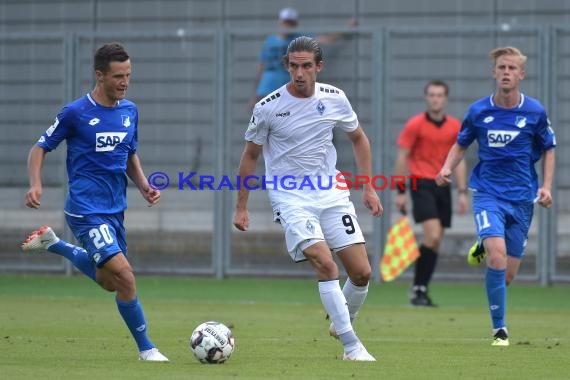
[410,288,437,307]
[492,328,509,346]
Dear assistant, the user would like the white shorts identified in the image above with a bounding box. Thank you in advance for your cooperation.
[272,197,365,262]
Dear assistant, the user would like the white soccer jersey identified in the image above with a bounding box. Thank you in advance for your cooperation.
[245,82,359,204]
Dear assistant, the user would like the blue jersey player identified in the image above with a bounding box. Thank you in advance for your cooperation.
[22,43,168,361]
[436,47,556,346]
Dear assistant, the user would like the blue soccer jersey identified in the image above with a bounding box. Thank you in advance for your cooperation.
[457,94,556,203]
[37,93,138,215]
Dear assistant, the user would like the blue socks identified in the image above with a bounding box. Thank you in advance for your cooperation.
[47,237,154,352]
[116,297,154,352]
[485,267,506,329]
[47,240,96,281]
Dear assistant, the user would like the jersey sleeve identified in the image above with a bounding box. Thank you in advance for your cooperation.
[129,109,139,155]
[535,111,556,151]
[36,106,74,152]
[335,91,359,132]
[396,118,418,149]
[244,104,268,146]
[456,110,477,147]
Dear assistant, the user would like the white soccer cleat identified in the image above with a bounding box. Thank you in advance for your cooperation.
[342,344,376,361]
[139,348,169,362]
[329,322,339,340]
[21,225,60,251]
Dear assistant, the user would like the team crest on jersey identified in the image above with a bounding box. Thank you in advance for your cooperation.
[515,116,527,128]
[316,100,325,115]
[305,220,315,233]
[121,115,131,128]
[487,130,520,147]
[95,132,128,152]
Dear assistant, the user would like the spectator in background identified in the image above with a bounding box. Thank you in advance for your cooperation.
[394,80,468,307]
[249,7,356,109]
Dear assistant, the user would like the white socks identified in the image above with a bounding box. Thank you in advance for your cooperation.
[342,280,369,322]
[319,279,368,352]
[318,279,353,336]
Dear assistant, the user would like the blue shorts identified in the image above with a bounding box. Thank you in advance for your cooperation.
[65,212,127,268]
[472,192,533,258]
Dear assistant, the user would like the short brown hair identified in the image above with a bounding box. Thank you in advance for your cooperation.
[94,42,129,73]
[489,46,527,67]
[424,80,449,96]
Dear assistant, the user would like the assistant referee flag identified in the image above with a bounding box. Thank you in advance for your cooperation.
[381,215,419,282]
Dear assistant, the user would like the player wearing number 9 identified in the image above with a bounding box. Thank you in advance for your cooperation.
[22,43,168,361]
[233,37,383,361]
[436,46,556,346]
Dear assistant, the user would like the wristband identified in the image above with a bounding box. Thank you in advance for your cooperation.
[397,184,406,194]
[458,189,468,195]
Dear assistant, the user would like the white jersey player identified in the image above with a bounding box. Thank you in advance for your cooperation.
[234,36,383,361]
[247,81,355,203]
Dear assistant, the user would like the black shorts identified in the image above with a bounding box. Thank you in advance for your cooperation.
[409,178,452,228]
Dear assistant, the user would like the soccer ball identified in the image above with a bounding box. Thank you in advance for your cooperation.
[190,321,235,364]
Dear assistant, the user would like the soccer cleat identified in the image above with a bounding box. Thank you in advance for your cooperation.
[21,225,60,251]
[343,344,376,361]
[492,329,509,347]
[329,322,339,340]
[468,240,486,266]
[325,314,340,340]
[410,287,437,307]
[139,348,169,362]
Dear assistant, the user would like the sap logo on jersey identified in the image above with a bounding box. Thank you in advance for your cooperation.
[95,132,127,152]
[487,130,520,147]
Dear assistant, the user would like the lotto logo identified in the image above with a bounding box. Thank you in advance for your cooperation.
[487,130,519,147]
[95,132,127,152]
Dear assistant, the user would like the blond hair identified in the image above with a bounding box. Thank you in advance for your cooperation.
[489,46,527,67]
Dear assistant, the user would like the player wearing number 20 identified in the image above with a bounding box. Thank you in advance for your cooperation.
[22,43,168,361]
[233,36,383,361]
[436,46,556,346]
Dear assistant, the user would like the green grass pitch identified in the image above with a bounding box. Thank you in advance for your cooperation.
[0,275,568,379]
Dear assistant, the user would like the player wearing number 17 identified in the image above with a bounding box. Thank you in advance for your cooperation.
[233,36,383,361]
[436,46,556,346]
[22,43,168,361]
